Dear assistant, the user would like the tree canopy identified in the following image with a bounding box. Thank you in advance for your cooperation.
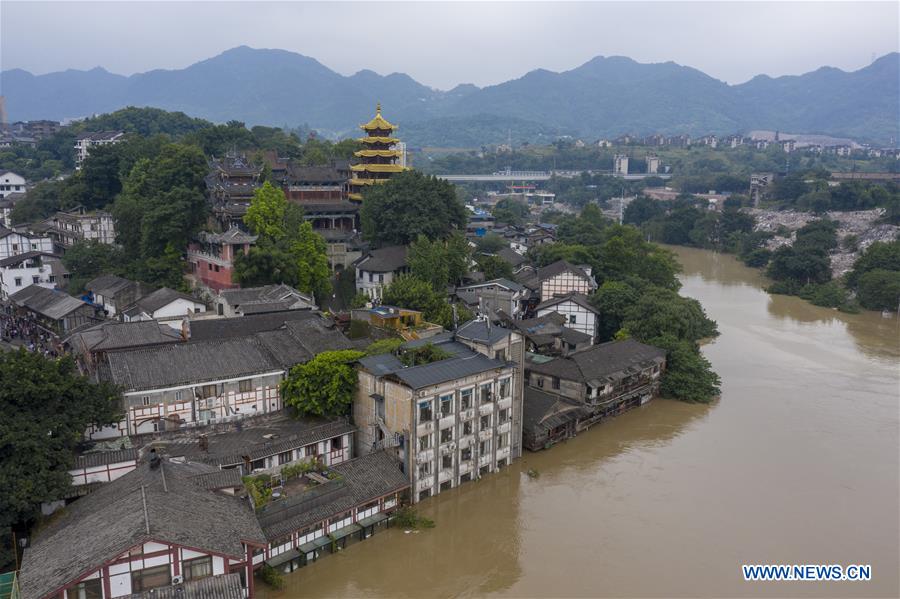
[0,351,122,568]
[360,170,468,246]
[280,350,365,417]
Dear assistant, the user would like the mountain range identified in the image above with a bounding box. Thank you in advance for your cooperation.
[2,46,898,146]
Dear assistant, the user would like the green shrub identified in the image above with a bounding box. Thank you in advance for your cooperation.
[259,564,284,589]
[393,506,435,529]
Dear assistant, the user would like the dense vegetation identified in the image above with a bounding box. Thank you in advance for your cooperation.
[0,351,121,571]
[527,205,721,403]
[280,350,366,417]
[234,182,331,301]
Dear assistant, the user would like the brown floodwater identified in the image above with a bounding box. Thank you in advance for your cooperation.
[259,247,899,598]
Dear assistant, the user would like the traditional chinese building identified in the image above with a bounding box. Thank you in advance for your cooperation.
[349,104,407,201]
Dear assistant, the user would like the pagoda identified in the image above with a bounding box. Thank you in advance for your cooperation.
[349,103,407,201]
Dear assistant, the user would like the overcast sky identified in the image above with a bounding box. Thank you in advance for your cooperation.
[2,1,898,89]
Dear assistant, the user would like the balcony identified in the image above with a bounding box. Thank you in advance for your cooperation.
[479,403,494,417]
[416,478,432,493]
[416,420,434,436]
[477,429,493,442]
[458,461,472,475]
[438,469,453,483]
[479,454,492,467]
[496,446,511,460]
[497,421,511,435]
[439,442,456,456]
[416,448,434,464]
[497,397,513,411]
[439,414,455,429]
[458,435,474,450]
[460,408,475,421]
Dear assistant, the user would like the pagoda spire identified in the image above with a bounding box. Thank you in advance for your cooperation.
[349,104,407,201]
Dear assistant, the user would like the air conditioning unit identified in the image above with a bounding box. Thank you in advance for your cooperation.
[172,575,184,585]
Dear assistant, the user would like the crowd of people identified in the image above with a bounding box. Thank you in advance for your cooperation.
[0,306,61,357]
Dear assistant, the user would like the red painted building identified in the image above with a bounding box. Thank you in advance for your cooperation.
[187,227,257,291]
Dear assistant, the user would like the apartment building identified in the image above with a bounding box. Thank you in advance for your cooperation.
[354,320,525,502]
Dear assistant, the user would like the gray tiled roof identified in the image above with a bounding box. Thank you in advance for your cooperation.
[18,460,265,599]
[527,338,666,384]
[106,336,282,391]
[128,572,244,599]
[358,353,404,376]
[74,448,138,469]
[497,247,527,267]
[257,451,409,540]
[523,386,587,433]
[125,287,202,316]
[458,278,524,293]
[0,250,57,268]
[66,320,183,353]
[536,260,592,283]
[389,352,508,390]
[188,309,318,340]
[535,292,599,313]
[218,283,314,310]
[356,245,408,272]
[455,319,514,345]
[84,274,136,297]
[10,285,91,320]
[164,413,355,468]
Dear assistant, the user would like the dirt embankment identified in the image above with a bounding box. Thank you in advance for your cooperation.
[746,208,899,277]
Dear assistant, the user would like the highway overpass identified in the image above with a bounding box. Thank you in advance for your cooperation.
[435,171,671,182]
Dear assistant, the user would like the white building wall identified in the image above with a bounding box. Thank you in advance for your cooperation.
[536,300,598,343]
[356,269,396,300]
[0,232,53,260]
[540,272,593,301]
[0,261,55,300]
[0,172,25,198]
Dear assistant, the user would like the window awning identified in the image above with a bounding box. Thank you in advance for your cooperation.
[264,548,300,568]
[330,523,363,541]
[299,539,324,553]
[357,511,389,528]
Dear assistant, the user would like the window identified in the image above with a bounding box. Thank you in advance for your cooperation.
[368,272,373,282]
[214,265,220,272]
[11,244,17,251]
[278,451,292,465]
[200,384,217,398]
[418,400,433,422]
[174,390,184,402]
[332,436,343,450]
[418,489,431,501]
[305,444,317,457]
[32,275,39,284]
[378,274,384,283]
[552,377,560,390]
[141,396,150,406]
[461,447,472,461]
[440,394,453,416]
[357,270,363,280]
[183,556,212,581]
[499,408,510,423]
[499,378,510,398]
[208,263,212,270]
[569,314,577,324]
[13,277,21,287]
[418,463,431,478]
[480,383,492,403]
[479,440,490,455]
[537,376,544,388]
[131,564,171,592]
[442,454,452,469]
[418,434,432,451]
[440,427,453,444]
[239,379,253,393]
[74,579,102,599]
[494,349,506,361]
[464,421,473,435]
[480,415,491,431]
[498,433,509,448]
[49,275,56,283]
[460,389,472,410]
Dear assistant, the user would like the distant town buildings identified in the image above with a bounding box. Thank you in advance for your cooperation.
[41,207,116,250]
[74,130,125,169]
[613,154,629,175]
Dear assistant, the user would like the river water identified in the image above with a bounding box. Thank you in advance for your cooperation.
[260,247,899,598]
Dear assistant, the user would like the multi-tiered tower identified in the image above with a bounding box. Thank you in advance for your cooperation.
[349,104,407,201]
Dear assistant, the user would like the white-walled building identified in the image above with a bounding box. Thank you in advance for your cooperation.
[354,320,525,503]
[122,287,207,325]
[74,130,125,169]
[0,251,63,300]
[0,226,54,260]
[45,208,116,248]
[355,245,408,301]
[535,293,600,344]
[536,260,596,302]
[0,171,25,198]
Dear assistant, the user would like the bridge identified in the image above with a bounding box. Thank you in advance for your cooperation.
[436,170,671,182]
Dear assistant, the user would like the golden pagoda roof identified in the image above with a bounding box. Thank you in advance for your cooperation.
[359,136,400,145]
[350,164,406,173]
[360,103,397,132]
[354,149,403,158]
[348,192,363,201]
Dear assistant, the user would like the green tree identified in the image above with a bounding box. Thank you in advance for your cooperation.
[233,243,299,288]
[280,350,365,417]
[652,335,721,403]
[0,351,122,554]
[365,338,404,356]
[400,343,451,366]
[846,240,900,289]
[244,181,288,239]
[492,198,530,225]
[291,221,332,300]
[856,269,900,311]
[381,274,472,329]
[476,254,514,281]
[61,240,127,293]
[360,170,467,246]
[408,235,450,291]
[590,280,639,342]
[474,233,507,254]
[621,287,718,344]
[623,195,664,226]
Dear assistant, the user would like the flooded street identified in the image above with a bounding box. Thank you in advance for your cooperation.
[261,247,899,598]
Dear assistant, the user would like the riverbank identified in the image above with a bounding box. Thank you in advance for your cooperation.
[258,246,899,599]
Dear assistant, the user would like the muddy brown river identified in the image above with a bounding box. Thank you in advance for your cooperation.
[259,246,899,598]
